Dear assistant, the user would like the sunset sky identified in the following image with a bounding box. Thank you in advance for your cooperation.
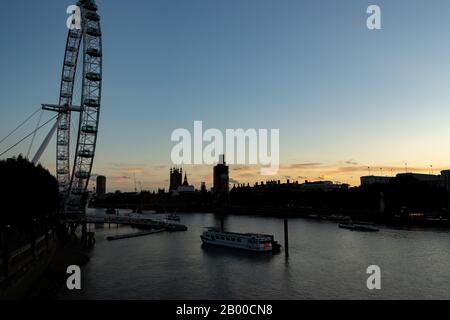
[1,0,450,192]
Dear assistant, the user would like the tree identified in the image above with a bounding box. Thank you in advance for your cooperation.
[0,155,58,226]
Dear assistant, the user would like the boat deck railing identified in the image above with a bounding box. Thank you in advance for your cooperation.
[205,229,275,240]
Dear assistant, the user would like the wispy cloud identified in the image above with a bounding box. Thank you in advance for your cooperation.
[344,159,359,166]
[288,163,322,169]
[229,178,240,185]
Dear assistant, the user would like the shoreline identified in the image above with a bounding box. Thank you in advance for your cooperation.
[27,239,90,300]
[91,206,450,229]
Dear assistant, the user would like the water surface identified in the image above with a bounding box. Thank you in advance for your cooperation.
[60,209,450,300]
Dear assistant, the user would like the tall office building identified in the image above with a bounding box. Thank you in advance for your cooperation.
[213,155,229,201]
[96,175,106,196]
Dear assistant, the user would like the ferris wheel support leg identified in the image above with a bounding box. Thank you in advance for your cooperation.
[32,116,61,165]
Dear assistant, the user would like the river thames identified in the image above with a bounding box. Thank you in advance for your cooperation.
[59,209,450,300]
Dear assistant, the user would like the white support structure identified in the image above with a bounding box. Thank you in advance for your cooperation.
[32,117,61,165]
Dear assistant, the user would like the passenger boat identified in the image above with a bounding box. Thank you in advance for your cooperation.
[166,214,181,221]
[201,228,281,253]
[133,207,143,214]
[105,207,119,215]
[339,221,379,232]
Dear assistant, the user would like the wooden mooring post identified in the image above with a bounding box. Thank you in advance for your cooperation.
[220,215,225,232]
[284,218,289,258]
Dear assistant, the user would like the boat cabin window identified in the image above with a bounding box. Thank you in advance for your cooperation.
[226,237,230,241]
[237,239,242,243]
[221,236,225,240]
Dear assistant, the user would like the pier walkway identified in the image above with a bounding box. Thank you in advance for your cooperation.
[62,214,188,232]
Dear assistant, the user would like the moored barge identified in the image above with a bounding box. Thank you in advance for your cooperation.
[201,228,281,253]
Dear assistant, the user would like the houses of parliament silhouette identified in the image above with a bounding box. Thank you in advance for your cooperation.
[169,167,184,192]
[168,155,230,199]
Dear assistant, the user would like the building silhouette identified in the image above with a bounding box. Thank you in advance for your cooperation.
[396,173,442,188]
[233,179,348,192]
[176,173,195,193]
[441,170,450,191]
[170,167,183,191]
[96,175,106,196]
[201,182,207,193]
[361,176,391,186]
[213,155,229,200]
[361,171,450,189]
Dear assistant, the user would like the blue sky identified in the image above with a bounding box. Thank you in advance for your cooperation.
[1,0,450,191]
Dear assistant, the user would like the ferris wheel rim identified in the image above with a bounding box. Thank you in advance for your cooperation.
[55,0,102,213]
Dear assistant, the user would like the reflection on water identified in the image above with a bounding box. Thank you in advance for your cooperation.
[59,209,450,300]
[201,243,276,262]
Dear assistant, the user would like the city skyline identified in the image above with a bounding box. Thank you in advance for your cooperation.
[1,0,450,303]
[93,162,449,194]
[1,0,450,191]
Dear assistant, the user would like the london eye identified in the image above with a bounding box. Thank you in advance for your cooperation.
[0,0,103,214]
[49,0,103,214]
